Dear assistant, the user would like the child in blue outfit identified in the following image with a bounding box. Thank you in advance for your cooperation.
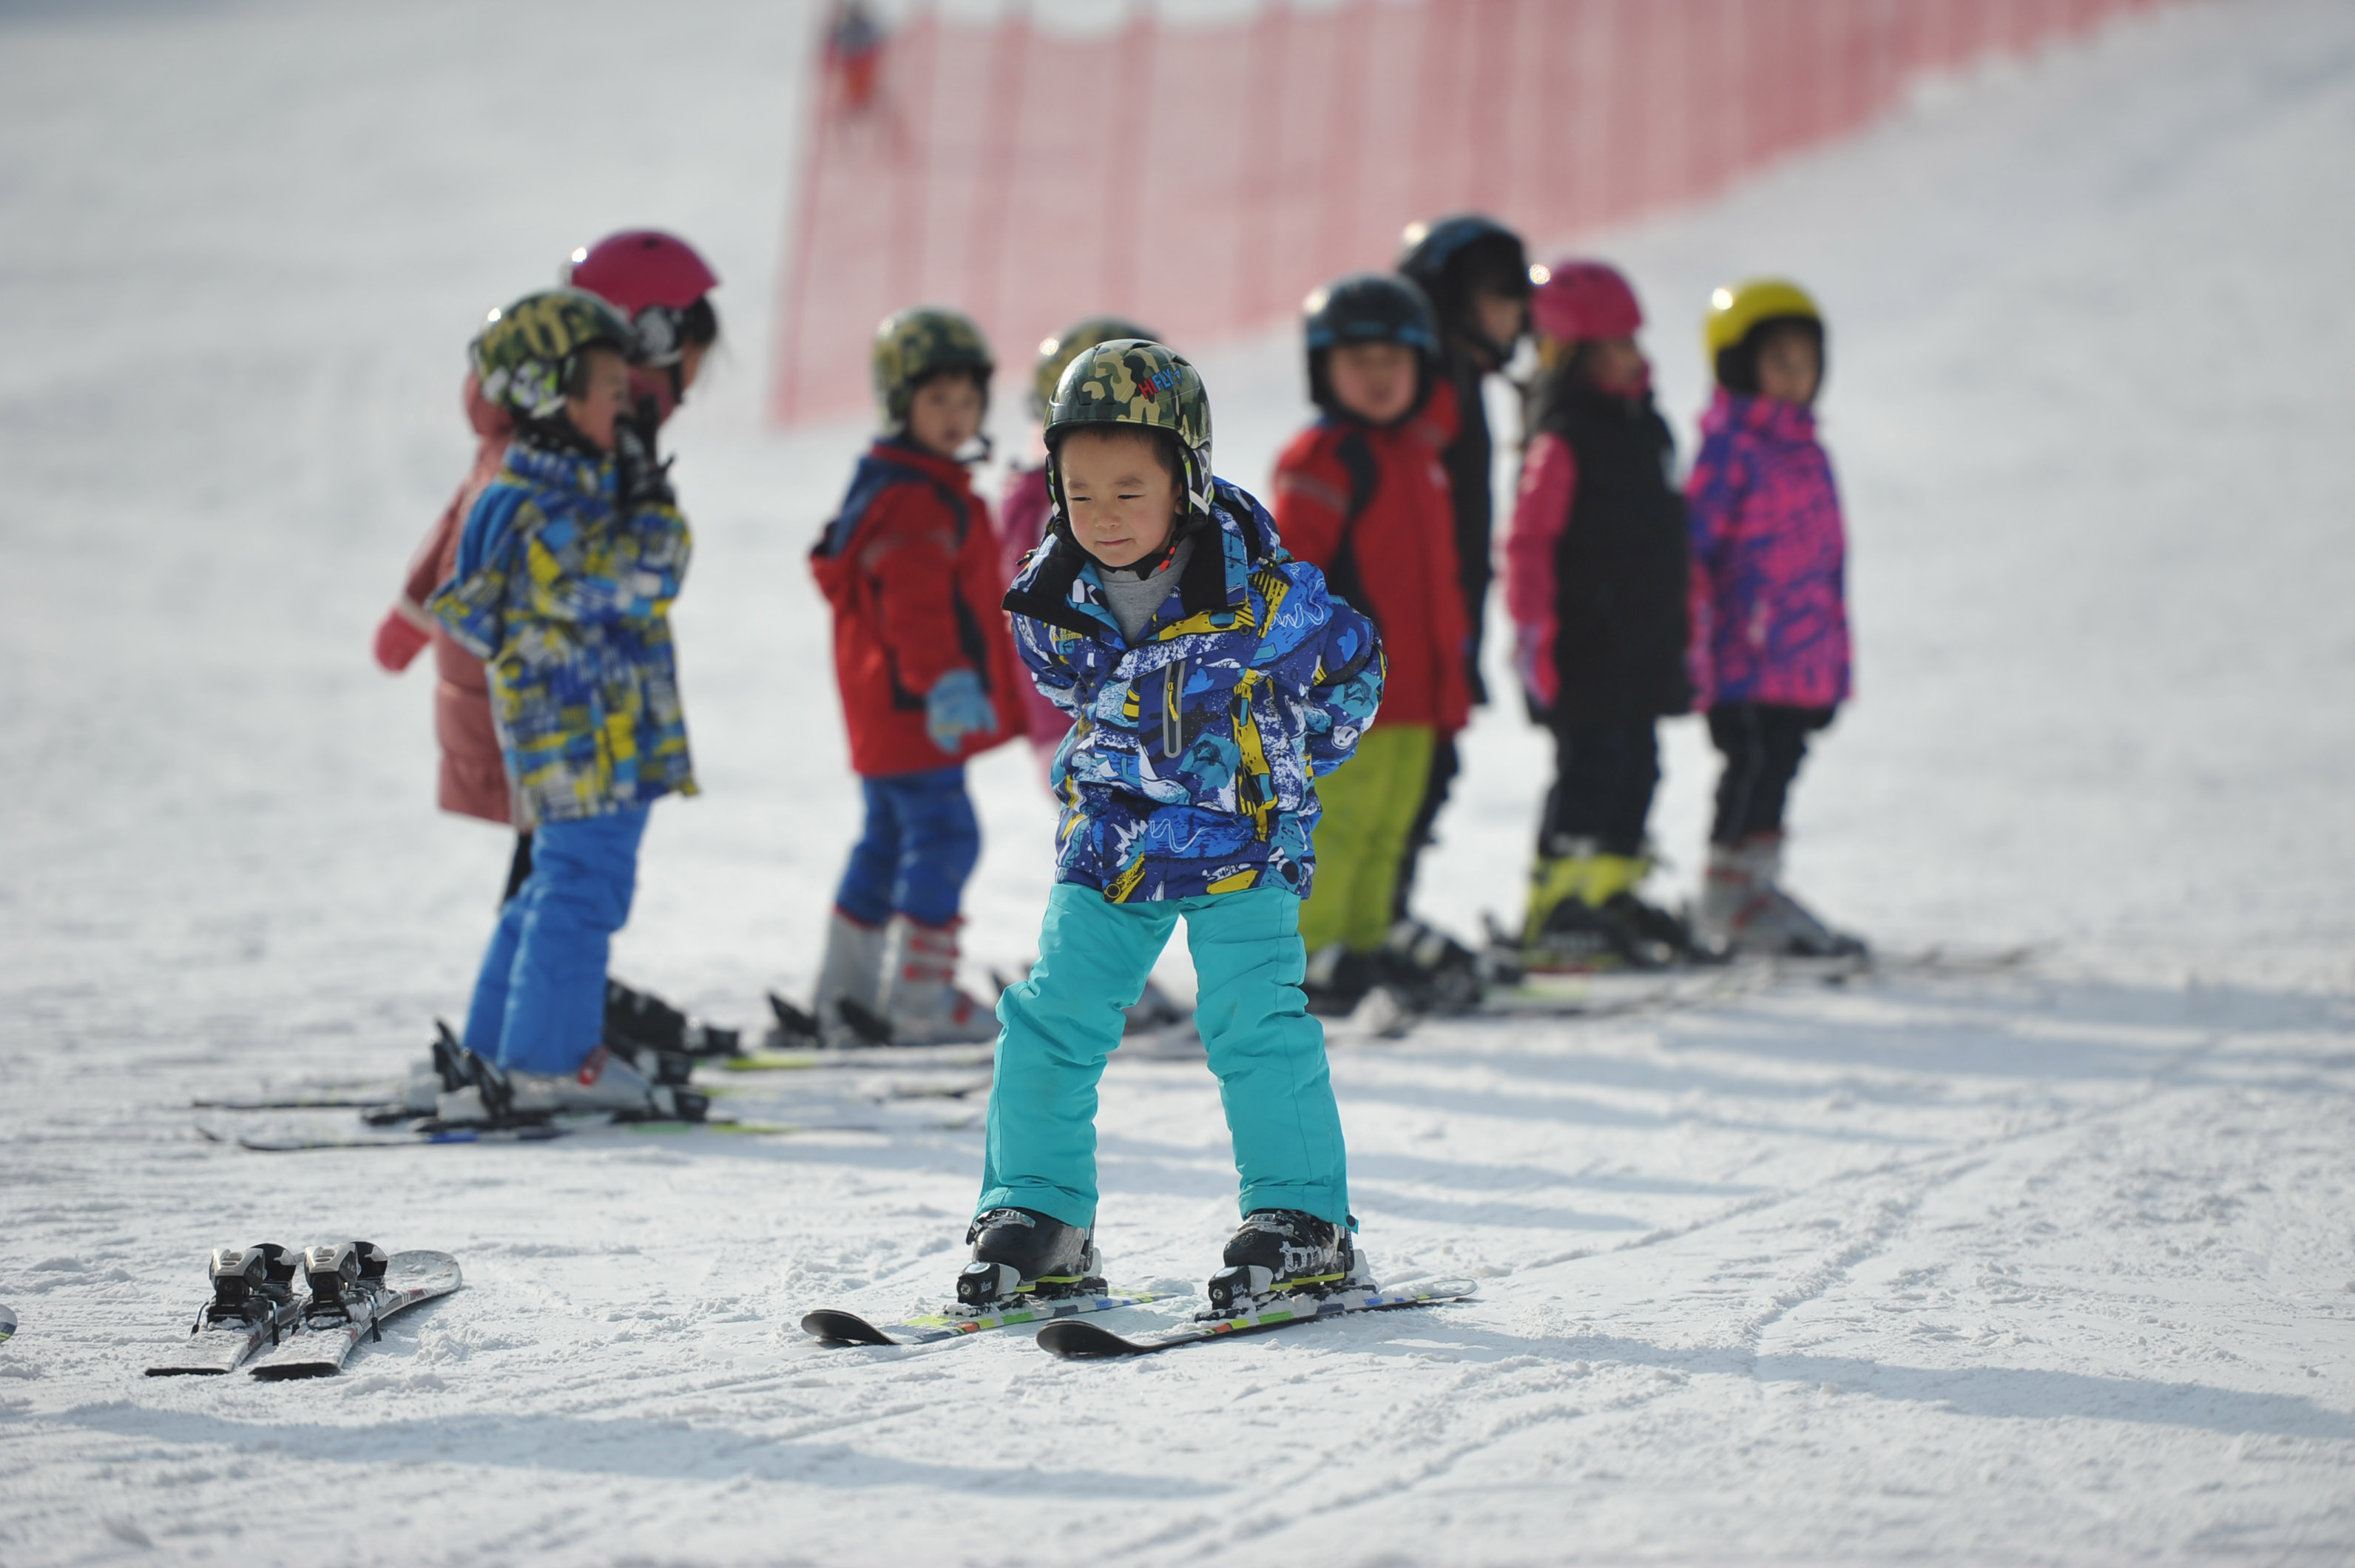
[428,288,700,1122]
[960,339,1386,1314]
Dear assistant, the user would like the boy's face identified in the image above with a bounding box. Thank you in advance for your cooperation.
[906,371,984,457]
[564,346,632,453]
[1580,335,1649,395]
[1058,428,1178,571]
[1327,342,1419,425]
[1755,327,1822,408]
[1469,287,1527,362]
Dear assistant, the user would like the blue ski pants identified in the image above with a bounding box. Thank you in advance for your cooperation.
[462,805,649,1075]
[978,884,1351,1230]
[834,765,979,928]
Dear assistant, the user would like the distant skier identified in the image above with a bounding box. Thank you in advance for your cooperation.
[427,288,700,1118]
[806,308,1027,1048]
[965,339,1382,1310]
[1393,213,1532,925]
[1504,260,1699,970]
[1687,279,1865,957]
[1271,274,1476,1014]
[374,232,724,1055]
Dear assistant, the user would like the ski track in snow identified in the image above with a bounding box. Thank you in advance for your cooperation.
[4,1,2354,1563]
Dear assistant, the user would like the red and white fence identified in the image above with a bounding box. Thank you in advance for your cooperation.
[771,0,2167,424]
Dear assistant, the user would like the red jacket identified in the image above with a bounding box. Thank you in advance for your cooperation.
[1271,393,1471,733]
[993,463,1072,761]
[373,374,516,824]
[811,439,1027,777]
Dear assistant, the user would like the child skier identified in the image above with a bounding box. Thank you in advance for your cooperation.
[1504,260,1698,970]
[1393,214,1530,916]
[376,231,726,1058]
[996,314,1158,778]
[807,307,1027,1047]
[1271,274,1473,1013]
[964,339,1384,1311]
[428,287,700,1119]
[1687,279,1865,957]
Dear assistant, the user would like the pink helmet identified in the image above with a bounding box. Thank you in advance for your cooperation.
[563,231,720,366]
[1530,260,1643,344]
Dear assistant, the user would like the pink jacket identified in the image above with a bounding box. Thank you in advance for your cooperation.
[994,464,1070,766]
[372,375,516,825]
[1685,389,1852,711]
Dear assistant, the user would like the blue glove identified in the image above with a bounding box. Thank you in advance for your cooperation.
[925,668,997,753]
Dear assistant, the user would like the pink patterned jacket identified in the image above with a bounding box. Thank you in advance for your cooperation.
[1685,389,1852,710]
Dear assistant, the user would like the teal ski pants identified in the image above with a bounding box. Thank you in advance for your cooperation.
[977,883,1351,1231]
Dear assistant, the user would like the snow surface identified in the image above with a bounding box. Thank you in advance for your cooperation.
[4,1,2354,1563]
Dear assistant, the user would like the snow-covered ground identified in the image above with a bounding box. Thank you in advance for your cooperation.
[4,0,2353,1562]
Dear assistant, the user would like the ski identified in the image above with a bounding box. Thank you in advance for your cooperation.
[722,1043,996,1072]
[247,1246,461,1379]
[144,1244,303,1376]
[192,1090,402,1111]
[802,1289,1160,1348]
[1035,1278,1476,1358]
[209,1115,838,1153]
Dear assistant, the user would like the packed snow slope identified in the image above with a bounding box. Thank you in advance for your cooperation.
[4,1,2353,1564]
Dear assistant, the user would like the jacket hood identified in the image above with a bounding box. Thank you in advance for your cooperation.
[1005,476,1281,643]
[1703,386,1816,443]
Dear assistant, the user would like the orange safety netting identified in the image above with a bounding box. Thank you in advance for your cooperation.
[772,0,2163,424]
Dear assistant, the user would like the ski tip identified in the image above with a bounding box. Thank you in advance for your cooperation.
[1035,1319,1138,1359]
[0,1303,16,1343]
[800,1309,898,1346]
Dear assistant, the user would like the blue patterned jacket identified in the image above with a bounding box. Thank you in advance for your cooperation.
[1002,478,1383,902]
[428,441,695,825]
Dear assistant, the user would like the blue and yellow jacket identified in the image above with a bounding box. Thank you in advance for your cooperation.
[428,441,695,825]
[1003,478,1382,903]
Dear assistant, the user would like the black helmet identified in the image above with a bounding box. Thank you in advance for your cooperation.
[1302,272,1440,419]
[1397,212,1532,362]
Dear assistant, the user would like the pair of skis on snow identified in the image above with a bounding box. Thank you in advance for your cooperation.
[801,1275,1478,1359]
[143,1243,461,1378]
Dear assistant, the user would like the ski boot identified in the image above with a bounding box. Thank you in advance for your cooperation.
[868,916,998,1046]
[1383,916,1485,1013]
[1521,846,1677,971]
[1302,943,1379,1017]
[1206,1209,1360,1314]
[604,978,740,1058]
[1696,834,1866,959]
[956,1208,1104,1308]
[504,1046,709,1123]
[766,991,821,1047]
[197,1243,301,1339]
[809,909,888,1049]
[400,1020,476,1115]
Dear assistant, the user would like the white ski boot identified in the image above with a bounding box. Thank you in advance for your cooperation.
[810,909,888,1050]
[1696,834,1866,959]
[876,916,999,1046]
[440,1046,706,1123]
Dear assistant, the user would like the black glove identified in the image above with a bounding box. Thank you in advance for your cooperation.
[613,399,674,510]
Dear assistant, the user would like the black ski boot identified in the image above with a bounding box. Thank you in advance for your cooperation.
[1207,1209,1358,1314]
[1601,892,1709,964]
[1524,896,1672,972]
[956,1208,1102,1307]
[1302,944,1379,1016]
[1383,917,1486,1013]
[604,978,741,1058]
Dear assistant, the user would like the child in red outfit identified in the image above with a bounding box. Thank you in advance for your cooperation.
[1273,274,1473,1013]
[807,306,1027,1047]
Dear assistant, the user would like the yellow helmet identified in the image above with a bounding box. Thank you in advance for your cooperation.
[1703,279,1822,357]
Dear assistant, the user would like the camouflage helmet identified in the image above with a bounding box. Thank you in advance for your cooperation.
[1043,338,1213,520]
[871,305,993,428]
[1030,315,1158,422]
[470,287,635,422]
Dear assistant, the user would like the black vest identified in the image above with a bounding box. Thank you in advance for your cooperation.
[1527,377,1693,724]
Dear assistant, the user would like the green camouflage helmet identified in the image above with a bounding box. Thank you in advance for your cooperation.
[470,287,635,422]
[1044,338,1214,519]
[1030,315,1158,422]
[872,305,993,428]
